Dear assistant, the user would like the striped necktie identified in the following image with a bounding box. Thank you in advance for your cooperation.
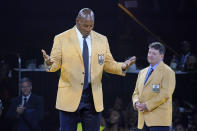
[144,68,154,84]
[23,97,27,107]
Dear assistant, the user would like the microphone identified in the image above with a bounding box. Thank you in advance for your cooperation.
[0,99,3,110]
[17,53,22,96]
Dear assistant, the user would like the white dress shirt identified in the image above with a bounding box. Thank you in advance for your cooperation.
[22,93,31,106]
[75,26,92,83]
[144,61,161,84]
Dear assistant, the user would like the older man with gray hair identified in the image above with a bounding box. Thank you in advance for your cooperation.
[41,8,136,131]
[7,77,44,131]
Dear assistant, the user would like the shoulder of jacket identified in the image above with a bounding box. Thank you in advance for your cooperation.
[55,27,74,39]
[91,30,106,39]
[12,97,19,101]
[162,63,175,74]
[33,94,43,99]
[139,66,149,74]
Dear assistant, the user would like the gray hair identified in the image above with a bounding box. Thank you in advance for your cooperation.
[19,77,32,88]
[149,42,166,55]
[77,8,94,21]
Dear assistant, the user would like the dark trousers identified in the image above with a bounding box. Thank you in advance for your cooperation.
[138,124,170,131]
[59,85,101,131]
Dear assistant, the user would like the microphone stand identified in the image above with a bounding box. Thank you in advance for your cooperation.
[17,54,21,96]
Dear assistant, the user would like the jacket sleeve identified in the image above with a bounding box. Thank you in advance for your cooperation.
[132,71,141,110]
[45,36,62,72]
[7,98,19,120]
[103,36,125,76]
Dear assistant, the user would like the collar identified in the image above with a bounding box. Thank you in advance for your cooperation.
[75,26,91,40]
[184,52,191,57]
[150,60,162,70]
[22,93,31,100]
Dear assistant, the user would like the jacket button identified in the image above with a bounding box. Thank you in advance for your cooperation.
[81,83,84,85]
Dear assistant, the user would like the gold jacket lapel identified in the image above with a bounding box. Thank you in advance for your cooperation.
[71,27,83,64]
[144,61,164,86]
[138,68,148,97]
[90,31,96,73]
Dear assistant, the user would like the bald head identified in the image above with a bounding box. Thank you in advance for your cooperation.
[76,8,94,37]
[77,8,94,21]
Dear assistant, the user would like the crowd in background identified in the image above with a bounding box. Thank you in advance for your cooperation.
[101,97,197,131]
[0,40,196,131]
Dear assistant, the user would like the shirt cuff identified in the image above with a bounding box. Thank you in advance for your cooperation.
[44,61,52,71]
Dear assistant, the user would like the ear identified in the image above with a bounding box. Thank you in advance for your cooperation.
[76,17,81,24]
[161,54,164,60]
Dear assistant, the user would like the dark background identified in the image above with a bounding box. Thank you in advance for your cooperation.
[1,0,197,65]
[0,0,197,130]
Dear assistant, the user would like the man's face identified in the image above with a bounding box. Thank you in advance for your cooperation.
[20,82,32,96]
[76,17,94,37]
[175,124,186,131]
[147,48,163,66]
[109,110,120,124]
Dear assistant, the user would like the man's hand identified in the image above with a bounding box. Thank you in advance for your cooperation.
[135,101,143,111]
[122,56,136,70]
[136,102,148,112]
[16,105,25,115]
[41,49,54,66]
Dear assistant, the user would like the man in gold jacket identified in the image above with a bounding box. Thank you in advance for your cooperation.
[132,42,175,131]
[42,8,136,131]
